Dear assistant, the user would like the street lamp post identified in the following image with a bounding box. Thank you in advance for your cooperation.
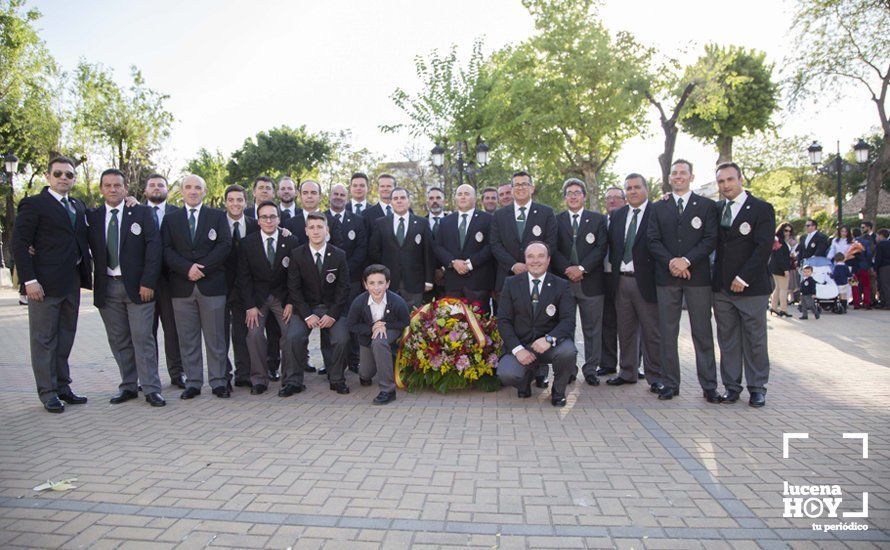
[430,140,490,204]
[806,140,870,229]
[1,152,20,269]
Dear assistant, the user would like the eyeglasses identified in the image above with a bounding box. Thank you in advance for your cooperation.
[258,215,279,221]
[512,182,532,188]
[565,191,585,197]
[52,170,76,179]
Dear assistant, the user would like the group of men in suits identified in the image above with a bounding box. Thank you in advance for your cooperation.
[13,156,776,413]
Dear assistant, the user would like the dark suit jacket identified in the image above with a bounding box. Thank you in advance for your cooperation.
[608,204,658,303]
[282,209,344,249]
[238,229,300,309]
[711,193,776,296]
[244,205,257,219]
[552,209,608,296]
[875,239,890,269]
[360,202,389,222]
[647,192,718,287]
[87,204,162,307]
[326,209,368,282]
[346,290,411,348]
[769,240,792,275]
[432,210,494,292]
[490,202,558,291]
[496,273,576,353]
[12,186,93,296]
[161,204,232,298]
[151,203,180,288]
[225,216,259,296]
[796,230,830,261]
[287,244,350,320]
[368,213,434,294]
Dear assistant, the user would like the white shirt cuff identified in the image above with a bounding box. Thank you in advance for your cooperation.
[511,345,525,356]
[734,276,749,287]
[25,279,37,286]
[466,259,473,271]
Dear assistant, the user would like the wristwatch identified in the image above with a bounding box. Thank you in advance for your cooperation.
[545,335,556,347]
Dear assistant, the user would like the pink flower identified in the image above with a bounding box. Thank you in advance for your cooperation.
[456,356,470,371]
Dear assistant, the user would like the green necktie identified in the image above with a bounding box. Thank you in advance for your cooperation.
[432,216,440,237]
[623,208,639,265]
[570,213,580,264]
[152,205,160,228]
[355,203,363,214]
[188,208,197,241]
[459,213,468,248]
[531,278,541,314]
[386,204,392,216]
[233,221,241,241]
[61,197,76,226]
[266,237,275,267]
[677,197,684,216]
[315,251,323,276]
[107,208,120,269]
[721,200,734,229]
[516,206,527,238]
[396,216,406,246]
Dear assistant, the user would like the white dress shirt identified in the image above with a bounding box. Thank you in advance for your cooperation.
[671,190,691,210]
[392,212,410,235]
[280,204,296,219]
[722,190,748,225]
[455,208,475,271]
[514,200,532,220]
[351,200,367,213]
[368,293,387,323]
[621,201,648,273]
[227,214,246,237]
[511,272,548,356]
[184,202,203,229]
[147,200,169,227]
[260,229,278,253]
[104,202,123,276]
[428,214,445,231]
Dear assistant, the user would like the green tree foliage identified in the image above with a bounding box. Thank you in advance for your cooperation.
[787,0,890,223]
[316,130,384,196]
[226,125,333,187]
[680,44,779,164]
[184,148,229,207]
[484,0,650,209]
[71,61,174,194]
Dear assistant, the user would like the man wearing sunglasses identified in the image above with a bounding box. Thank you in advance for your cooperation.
[795,219,830,267]
[12,156,93,413]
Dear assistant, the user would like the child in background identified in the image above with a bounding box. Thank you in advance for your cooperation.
[799,265,820,320]
[832,253,851,314]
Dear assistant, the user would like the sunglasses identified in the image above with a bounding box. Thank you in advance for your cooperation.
[784,229,792,232]
[52,170,76,179]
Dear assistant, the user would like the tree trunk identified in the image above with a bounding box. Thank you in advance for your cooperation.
[581,166,601,212]
[659,124,678,193]
[2,190,13,268]
[863,132,890,222]
[716,136,733,165]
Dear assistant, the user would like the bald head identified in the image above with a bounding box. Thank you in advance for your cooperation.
[455,183,476,212]
[180,174,207,207]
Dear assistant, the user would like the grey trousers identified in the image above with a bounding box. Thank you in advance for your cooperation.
[571,283,604,378]
[397,283,424,310]
[98,279,161,395]
[153,279,182,381]
[498,340,577,396]
[358,329,402,393]
[293,306,349,384]
[28,278,80,404]
[224,292,250,383]
[880,266,890,307]
[172,287,228,390]
[656,284,718,392]
[601,283,618,371]
[713,291,770,394]
[246,296,301,386]
[616,275,662,384]
[799,295,818,317]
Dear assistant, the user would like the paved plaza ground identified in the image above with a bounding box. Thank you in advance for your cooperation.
[0,287,888,549]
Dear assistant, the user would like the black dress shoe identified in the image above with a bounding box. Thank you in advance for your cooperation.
[234,379,251,387]
[657,387,680,400]
[330,381,350,394]
[278,384,306,397]
[360,378,373,386]
[373,391,396,405]
[749,392,766,408]
[109,389,139,404]
[568,374,577,384]
[703,389,724,404]
[650,382,665,393]
[58,391,88,405]
[722,389,741,403]
[268,370,281,381]
[638,370,645,380]
[44,397,64,413]
[584,375,600,386]
[318,368,328,376]
[303,365,317,373]
[172,376,186,389]
[145,393,166,407]
[534,376,549,388]
[251,384,268,395]
[180,387,201,399]
[606,377,635,386]
[551,393,567,407]
[595,366,617,376]
[212,386,231,398]
[348,364,359,373]
[517,381,532,398]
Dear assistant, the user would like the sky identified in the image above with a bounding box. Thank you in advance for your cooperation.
[28,0,880,187]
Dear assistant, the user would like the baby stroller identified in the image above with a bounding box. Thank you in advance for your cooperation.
[799,264,841,314]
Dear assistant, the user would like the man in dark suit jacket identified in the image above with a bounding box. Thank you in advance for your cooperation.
[607,174,663,392]
[345,172,373,217]
[425,186,448,301]
[368,187,434,309]
[239,201,302,395]
[243,176,276,220]
[490,171,558,293]
[496,242,577,407]
[88,169,165,407]
[288,212,352,394]
[552,178,609,386]
[711,163,776,408]
[162,174,232,399]
[598,186,629,378]
[222,184,259,388]
[346,264,411,405]
[12,156,93,413]
[796,219,830,267]
[359,174,397,222]
[875,229,890,309]
[647,159,720,402]
[432,184,494,313]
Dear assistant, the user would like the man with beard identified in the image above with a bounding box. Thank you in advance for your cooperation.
[481,187,499,214]
[277,177,298,222]
[598,186,628,379]
[245,176,276,219]
[426,186,447,301]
